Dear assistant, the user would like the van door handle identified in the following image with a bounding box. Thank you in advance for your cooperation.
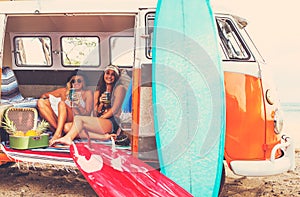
[140,34,150,39]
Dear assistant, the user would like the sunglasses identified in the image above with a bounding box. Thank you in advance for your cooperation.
[70,79,82,84]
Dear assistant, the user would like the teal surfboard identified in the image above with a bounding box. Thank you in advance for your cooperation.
[152,0,226,196]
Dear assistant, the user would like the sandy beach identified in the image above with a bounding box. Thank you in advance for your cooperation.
[220,151,300,197]
[0,151,298,196]
[0,163,97,197]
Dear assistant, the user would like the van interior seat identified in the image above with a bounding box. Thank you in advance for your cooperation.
[1,66,38,108]
[118,69,132,132]
[0,67,132,133]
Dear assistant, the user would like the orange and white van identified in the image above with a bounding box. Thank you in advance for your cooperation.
[215,13,295,176]
[0,0,295,190]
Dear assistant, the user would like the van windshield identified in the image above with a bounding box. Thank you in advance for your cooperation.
[216,18,250,60]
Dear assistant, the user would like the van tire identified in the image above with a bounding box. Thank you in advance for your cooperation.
[0,162,14,168]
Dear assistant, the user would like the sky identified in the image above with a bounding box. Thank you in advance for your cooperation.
[212,0,300,103]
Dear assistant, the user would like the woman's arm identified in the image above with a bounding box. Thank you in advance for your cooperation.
[93,90,101,116]
[100,85,126,119]
[40,87,66,99]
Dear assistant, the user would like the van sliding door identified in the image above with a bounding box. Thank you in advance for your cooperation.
[132,9,159,168]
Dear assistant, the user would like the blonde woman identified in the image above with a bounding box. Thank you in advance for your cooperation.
[37,72,93,144]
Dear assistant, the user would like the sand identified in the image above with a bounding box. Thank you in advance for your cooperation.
[0,152,298,197]
[0,164,97,196]
[220,151,300,197]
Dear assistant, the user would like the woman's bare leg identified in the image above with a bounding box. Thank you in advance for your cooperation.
[50,115,113,146]
[63,122,72,133]
[37,98,57,130]
[49,101,72,144]
[79,131,115,141]
[63,124,114,140]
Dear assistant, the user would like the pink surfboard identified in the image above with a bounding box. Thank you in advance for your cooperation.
[70,142,192,197]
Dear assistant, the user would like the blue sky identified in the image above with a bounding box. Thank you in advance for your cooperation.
[212,0,300,103]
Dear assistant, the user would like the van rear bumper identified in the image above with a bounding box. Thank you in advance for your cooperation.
[230,135,295,176]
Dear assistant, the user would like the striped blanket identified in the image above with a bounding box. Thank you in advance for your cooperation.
[1,67,37,108]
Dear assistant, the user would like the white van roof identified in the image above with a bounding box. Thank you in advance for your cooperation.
[0,0,248,29]
[0,0,157,14]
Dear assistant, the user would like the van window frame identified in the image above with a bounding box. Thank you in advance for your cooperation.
[13,36,53,67]
[60,35,101,68]
[145,12,155,59]
[216,17,252,61]
[145,13,253,62]
[109,35,135,68]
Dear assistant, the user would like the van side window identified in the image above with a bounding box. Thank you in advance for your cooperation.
[61,36,100,67]
[146,12,155,59]
[110,36,134,67]
[14,36,52,66]
[216,18,250,60]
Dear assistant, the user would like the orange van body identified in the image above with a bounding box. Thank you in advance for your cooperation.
[224,72,281,163]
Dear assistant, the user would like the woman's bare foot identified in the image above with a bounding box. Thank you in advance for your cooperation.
[50,136,73,146]
[104,133,117,140]
[49,134,61,145]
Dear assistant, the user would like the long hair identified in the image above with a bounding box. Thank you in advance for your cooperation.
[96,66,120,106]
[65,71,87,98]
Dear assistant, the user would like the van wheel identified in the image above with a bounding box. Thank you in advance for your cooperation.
[218,163,225,196]
[0,162,14,168]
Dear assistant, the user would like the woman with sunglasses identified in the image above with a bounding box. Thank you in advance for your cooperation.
[50,65,126,146]
[37,72,93,144]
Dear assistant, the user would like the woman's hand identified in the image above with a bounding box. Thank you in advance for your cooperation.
[40,93,48,99]
[99,93,109,103]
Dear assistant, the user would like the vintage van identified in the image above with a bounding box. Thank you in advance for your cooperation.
[0,0,295,192]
